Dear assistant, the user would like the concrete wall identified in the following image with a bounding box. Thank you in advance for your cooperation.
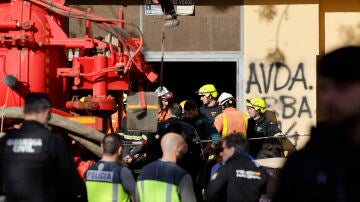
[241,0,360,149]
[68,0,241,51]
[320,0,360,54]
[243,1,318,148]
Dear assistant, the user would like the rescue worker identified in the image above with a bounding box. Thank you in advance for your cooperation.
[110,92,148,178]
[136,132,196,202]
[109,92,128,133]
[119,117,148,179]
[85,133,136,202]
[155,86,174,122]
[214,92,248,137]
[155,0,179,27]
[183,99,221,147]
[207,133,270,202]
[246,98,284,158]
[182,99,221,200]
[0,93,87,202]
[197,84,222,123]
[146,102,204,201]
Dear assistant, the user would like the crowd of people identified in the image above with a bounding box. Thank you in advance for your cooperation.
[0,45,359,201]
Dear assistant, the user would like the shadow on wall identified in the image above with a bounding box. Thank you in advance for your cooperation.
[339,23,360,45]
[257,5,290,64]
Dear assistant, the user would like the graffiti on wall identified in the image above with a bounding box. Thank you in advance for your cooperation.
[246,61,315,135]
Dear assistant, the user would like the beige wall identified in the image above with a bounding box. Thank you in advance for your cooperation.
[325,12,360,52]
[322,0,360,52]
[243,2,319,148]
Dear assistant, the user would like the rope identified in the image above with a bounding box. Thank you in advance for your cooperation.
[93,134,311,147]
[247,133,311,140]
[199,134,311,143]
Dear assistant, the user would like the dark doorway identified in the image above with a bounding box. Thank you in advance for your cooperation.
[149,61,237,105]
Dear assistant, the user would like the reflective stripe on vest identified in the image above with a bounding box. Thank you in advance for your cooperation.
[137,180,180,202]
[86,181,130,202]
[243,113,248,136]
[118,133,147,141]
[112,183,118,202]
[222,114,228,137]
[222,113,248,137]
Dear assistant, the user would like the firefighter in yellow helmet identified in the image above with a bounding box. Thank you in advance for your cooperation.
[197,84,222,123]
[246,98,285,159]
[246,98,266,114]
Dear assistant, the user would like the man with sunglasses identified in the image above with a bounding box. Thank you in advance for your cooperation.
[207,133,270,202]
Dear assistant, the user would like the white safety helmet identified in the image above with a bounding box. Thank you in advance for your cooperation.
[155,86,173,99]
[218,92,234,106]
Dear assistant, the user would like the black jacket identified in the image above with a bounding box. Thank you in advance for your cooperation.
[199,103,222,124]
[146,117,203,178]
[0,121,87,202]
[182,113,220,145]
[207,151,270,202]
[247,116,282,157]
[272,122,360,202]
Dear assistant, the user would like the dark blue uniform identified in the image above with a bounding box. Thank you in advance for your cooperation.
[0,121,86,202]
[207,151,270,202]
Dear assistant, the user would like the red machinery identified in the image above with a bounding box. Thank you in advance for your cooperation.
[0,0,158,162]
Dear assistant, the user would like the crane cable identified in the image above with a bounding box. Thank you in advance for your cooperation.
[159,14,167,91]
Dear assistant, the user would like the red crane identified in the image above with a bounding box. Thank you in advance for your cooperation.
[0,0,158,164]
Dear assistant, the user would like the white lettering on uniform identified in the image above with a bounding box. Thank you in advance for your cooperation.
[236,170,246,178]
[6,138,42,153]
[236,169,262,180]
[86,170,114,182]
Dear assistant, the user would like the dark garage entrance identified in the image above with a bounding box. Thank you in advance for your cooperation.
[149,61,237,105]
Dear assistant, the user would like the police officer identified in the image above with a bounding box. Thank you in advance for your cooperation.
[136,132,196,202]
[207,133,270,202]
[85,133,135,202]
[0,93,87,202]
[146,103,204,201]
